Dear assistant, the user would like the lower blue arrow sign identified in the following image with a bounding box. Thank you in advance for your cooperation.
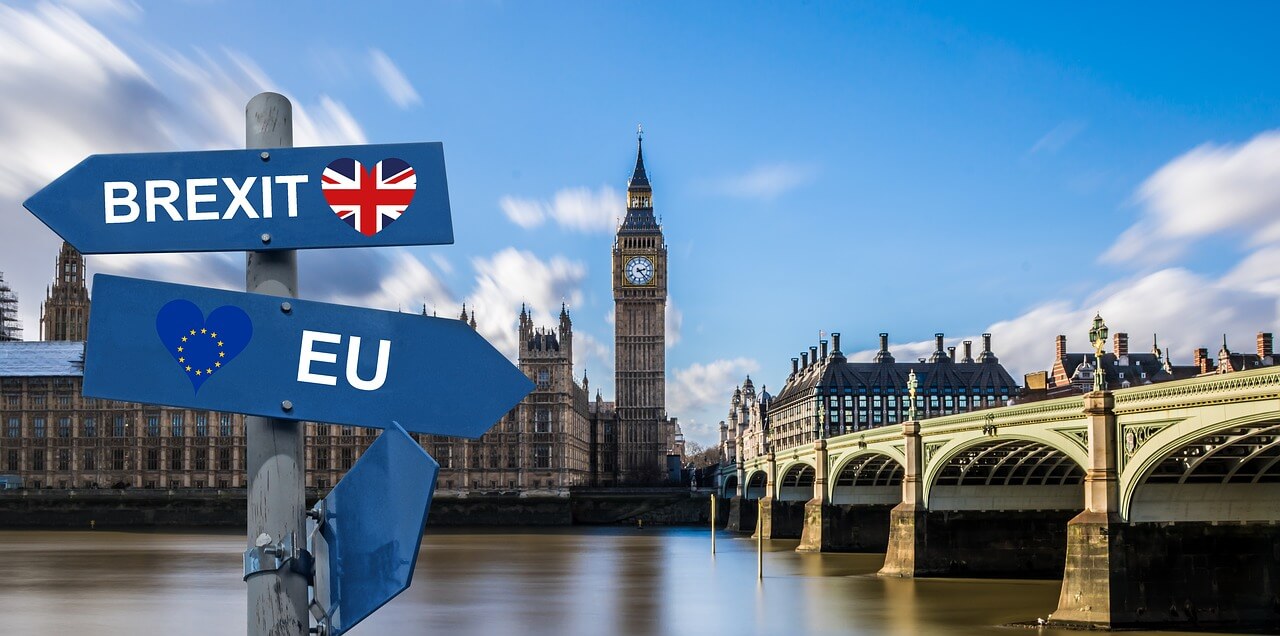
[84,274,533,438]
[309,422,438,635]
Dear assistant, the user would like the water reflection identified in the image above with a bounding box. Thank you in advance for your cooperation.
[0,528,1237,636]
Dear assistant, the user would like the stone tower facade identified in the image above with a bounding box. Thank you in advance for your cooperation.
[613,131,669,484]
[40,241,90,342]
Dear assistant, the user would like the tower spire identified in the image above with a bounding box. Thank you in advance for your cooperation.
[628,124,650,192]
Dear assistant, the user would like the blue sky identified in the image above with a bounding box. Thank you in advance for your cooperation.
[3,1,1280,446]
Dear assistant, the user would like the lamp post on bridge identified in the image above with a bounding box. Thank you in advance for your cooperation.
[1089,313,1109,393]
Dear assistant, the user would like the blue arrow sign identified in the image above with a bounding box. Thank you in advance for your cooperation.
[83,274,533,438]
[23,143,452,254]
[309,422,438,636]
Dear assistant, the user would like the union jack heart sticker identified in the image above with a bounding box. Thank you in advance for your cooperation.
[321,157,417,237]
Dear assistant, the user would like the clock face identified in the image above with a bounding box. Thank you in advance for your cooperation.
[625,256,654,285]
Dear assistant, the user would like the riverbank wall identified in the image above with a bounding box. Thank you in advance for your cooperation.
[0,488,722,528]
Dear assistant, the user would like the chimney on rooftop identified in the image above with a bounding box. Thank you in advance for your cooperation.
[1259,332,1273,358]
[1194,348,1211,374]
[820,339,828,360]
[832,333,841,355]
[801,352,809,370]
[1113,332,1129,358]
[791,357,799,375]
[810,346,819,366]
[947,346,956,362]
[1055,335,1067,360]
[935,333,945,352]
[875,333,895,363]
[962,340,974,363]
[978,333,998,363]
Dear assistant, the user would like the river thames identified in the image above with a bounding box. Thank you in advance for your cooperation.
[0,527,1229,636]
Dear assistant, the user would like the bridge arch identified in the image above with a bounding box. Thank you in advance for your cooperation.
[744,470,767,500]
[828,451,904,505]
[1122,411,1280,521]
[721,474,738,499]
[776,461,815,501]
[922,433,1086,511]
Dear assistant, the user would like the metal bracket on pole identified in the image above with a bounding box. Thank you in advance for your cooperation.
[306,501,329,636]
[244,531,313,582]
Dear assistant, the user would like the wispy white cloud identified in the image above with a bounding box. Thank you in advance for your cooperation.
[700,162,817,199]
[850,266,1278,380]
[429,253,454,275]
[668,357,759,425]
[1104,130,1280,265]
[368,49,421,109]
[500,186,623,232]
[1028,120,1087,155]
[666,300,682,349]
[572,330,613,394]
[464,248,587,359]
[0,3,367,335]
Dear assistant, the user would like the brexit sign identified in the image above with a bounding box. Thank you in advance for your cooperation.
[84,275,534,438]
[23,143,452,254]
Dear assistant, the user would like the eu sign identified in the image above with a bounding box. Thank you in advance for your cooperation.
[23,143,452,254]
[84,274,533,438]
[309,422,438,636]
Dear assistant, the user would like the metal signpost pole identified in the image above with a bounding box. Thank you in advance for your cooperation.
[244,92,307,635]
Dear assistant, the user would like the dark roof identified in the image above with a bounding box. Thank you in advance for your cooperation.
[628,137,650,190]
[772,354,1019,406]
[1057,352,1198,387]
[0,341,85,377]
[619,137,660,234]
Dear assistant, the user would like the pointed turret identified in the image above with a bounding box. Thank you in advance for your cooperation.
[620,126,658,232]
[628,125,651,192]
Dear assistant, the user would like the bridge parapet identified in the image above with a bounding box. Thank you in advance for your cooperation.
[1112,365,1280,414]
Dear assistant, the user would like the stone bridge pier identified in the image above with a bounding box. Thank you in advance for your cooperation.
[1051,392,1280,629]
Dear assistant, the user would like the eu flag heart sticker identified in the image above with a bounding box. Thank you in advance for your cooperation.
[321,157,417,237]
[155,300,252,393]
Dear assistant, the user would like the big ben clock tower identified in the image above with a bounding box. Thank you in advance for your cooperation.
[613,127,668,484]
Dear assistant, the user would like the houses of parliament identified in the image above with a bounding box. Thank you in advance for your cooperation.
[0,136,683,491]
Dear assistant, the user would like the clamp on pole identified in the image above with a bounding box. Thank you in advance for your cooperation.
[244,531,313,581]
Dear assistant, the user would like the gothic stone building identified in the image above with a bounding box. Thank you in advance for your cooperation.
[1,136,681,491]
[41,242,90,342]
[611,132,680,484]
[418,304,594,492]
[424,133,682,488]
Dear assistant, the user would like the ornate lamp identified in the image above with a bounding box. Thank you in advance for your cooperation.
[1088,313,1109,392]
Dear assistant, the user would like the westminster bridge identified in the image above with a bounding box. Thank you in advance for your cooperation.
[720,366,1280,630]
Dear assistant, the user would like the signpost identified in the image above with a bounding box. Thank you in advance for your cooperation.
[84,274,533,438]
[308,422,439,636]
[23,142,453,253]
[27,92,533,635]
[241,93,307,634]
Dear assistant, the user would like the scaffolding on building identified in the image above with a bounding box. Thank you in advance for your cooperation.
[0,271,22,342]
